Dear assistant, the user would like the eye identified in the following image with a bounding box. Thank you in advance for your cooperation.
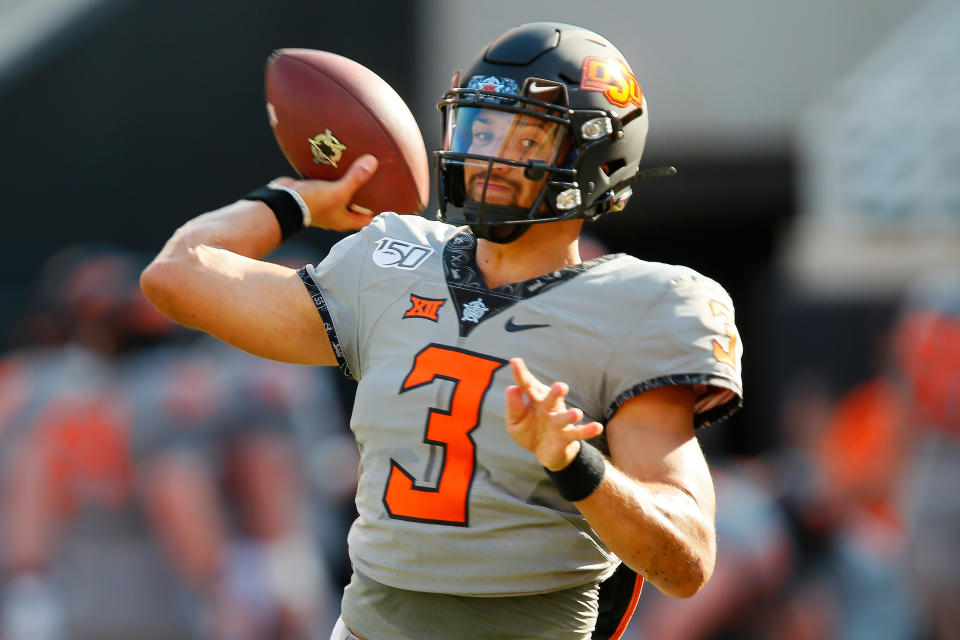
[520,138,538,149]
[474,131,494,144]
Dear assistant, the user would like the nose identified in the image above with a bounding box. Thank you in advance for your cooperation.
[497,142,530,164]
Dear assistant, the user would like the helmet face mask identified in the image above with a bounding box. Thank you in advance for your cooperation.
[435,23,649,242]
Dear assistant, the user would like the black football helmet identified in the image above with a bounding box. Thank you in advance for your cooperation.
[436,22,669,243]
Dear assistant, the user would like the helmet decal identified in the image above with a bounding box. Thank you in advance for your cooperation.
[580,56,643,109]
[466,75,520,103]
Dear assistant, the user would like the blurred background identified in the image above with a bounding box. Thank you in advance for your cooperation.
[1,0,958,638]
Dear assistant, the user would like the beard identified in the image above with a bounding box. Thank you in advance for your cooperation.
[467,173,523,205]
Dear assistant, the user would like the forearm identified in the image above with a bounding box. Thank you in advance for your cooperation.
[575,459,716,598]
[156,200,283,265]
[139,161,379,364]
[145,154,380,302]
[149,151,380,279]
[142,201,284,325]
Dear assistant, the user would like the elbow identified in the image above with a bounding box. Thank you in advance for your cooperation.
[641,521,717,599]
[647,552,714,599]
[677,525,717,599]
[139,251,194,327]
[667,498,717,598]
[139,260,176,321]
[663,560,712,599]
[139,260,163,305]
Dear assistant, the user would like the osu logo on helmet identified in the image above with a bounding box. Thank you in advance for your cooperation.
[579,56,643,109]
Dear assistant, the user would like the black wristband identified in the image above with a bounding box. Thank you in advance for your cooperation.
[243,185,310,240]
[545,441,606,502]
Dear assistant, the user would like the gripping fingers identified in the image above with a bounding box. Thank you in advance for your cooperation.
[339,154,379,196]
[327,157,379,230]
[283,155,379,231]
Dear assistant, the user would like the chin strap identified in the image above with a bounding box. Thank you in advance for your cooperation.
[590,165,678,220]
[461,166,678,238]
[462,200,533,244]
[472,222,531,244]
[623,165,677,187]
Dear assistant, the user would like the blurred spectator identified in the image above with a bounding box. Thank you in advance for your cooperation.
[805,377,921,640]
[1,244,357,640]
[891,267,960,640]
[124,336,339,640]
[0,246,142,640]
[122,242,356,640]
[763,366,924,639]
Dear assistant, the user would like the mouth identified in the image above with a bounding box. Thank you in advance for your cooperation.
[469,177,517,201]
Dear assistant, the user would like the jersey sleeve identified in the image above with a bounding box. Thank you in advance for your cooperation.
[298,213,436,380]
[602,269,743,427]
[298,226,374,380]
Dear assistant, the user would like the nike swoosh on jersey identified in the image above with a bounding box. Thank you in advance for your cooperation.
[505,317,551,332]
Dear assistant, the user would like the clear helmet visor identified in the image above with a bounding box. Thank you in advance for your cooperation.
[441,106,568,216]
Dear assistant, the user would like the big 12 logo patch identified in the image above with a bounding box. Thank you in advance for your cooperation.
[580,56,643,109]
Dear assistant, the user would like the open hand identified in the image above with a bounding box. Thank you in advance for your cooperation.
[271,154,379,232]
[505,358,604,471]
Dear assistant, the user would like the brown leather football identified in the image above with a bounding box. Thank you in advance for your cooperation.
[265,49,429,215]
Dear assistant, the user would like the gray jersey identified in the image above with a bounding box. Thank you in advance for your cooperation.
[301,213,742,599]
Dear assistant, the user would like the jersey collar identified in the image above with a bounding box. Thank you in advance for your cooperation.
[442,227,620,337]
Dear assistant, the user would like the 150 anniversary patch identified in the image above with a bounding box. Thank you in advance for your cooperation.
[372,237,434,270]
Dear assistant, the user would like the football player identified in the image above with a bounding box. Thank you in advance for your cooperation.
[141,23,743,640]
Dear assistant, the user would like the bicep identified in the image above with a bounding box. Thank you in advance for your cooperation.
[143,246,336,366]
[605,384,716,518]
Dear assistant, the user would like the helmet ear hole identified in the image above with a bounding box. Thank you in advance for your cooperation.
[601,159,626,177]
[441,160,467,207]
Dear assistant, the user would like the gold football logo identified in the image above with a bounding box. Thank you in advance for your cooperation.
[308,129,347,168]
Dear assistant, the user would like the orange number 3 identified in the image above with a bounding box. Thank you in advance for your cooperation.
[709,300,738,369]
[383,344,507,526]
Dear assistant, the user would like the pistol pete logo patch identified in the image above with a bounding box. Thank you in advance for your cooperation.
[403,295,446,322]
[372,237,434,270]
[580,56,643,109]
[308,129,347,168]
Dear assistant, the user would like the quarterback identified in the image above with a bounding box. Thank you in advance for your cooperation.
[142,23,743,640]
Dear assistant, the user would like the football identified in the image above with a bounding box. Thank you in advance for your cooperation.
[264,48,430,215]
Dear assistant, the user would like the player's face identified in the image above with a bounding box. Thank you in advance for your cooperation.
[461,110,564,209]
